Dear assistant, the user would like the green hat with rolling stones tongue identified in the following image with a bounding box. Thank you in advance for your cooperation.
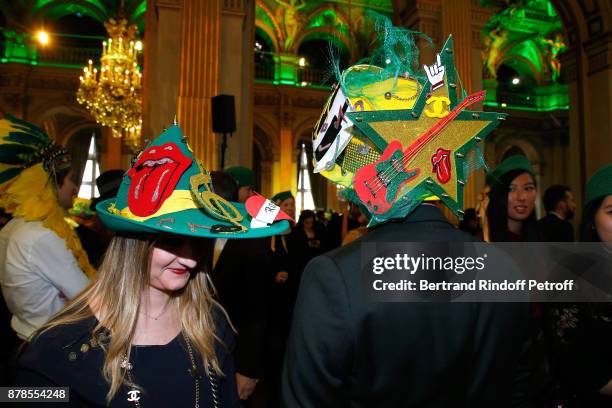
[96,124,290,238]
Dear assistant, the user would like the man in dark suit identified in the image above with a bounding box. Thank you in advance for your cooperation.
[283,22,530,407]
[282,204,529,407]
[538,185,576,242]
[213,236,270,402]
[210,170,269,404]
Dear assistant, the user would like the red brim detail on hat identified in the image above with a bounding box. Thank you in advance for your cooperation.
[245,193,294,223]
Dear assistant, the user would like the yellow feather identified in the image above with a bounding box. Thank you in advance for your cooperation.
[0,164,96,278]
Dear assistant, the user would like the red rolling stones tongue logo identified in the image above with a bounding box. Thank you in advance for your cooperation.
[127,143,191,216]
[431,148,451,184]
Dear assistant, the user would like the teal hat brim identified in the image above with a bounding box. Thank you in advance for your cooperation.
[96,198,290,239]
[225,166,255,187]
[271,191,294,203]
[585,164,612,207]
[97,123,290,239]
[486,155,535,186]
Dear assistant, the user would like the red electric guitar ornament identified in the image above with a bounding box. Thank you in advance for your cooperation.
[353,90,486,215]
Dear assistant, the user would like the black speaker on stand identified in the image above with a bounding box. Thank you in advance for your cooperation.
[211,95,236,170]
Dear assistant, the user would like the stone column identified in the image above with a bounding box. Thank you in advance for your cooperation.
[101,128,123,170]
[441,0,484,211]
[260,159,273,197]
[219,0,255,169]
[441,0,473,93]
[583,33,612,177]
[559,47,586,213]
[393,0,441,65]
[278,110,295,193]
[469,3,493,208]
[393,0,490,211]
[177,0,221,168]
[143,0,182,141]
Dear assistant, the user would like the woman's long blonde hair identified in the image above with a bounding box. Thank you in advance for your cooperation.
[34,233,229,403]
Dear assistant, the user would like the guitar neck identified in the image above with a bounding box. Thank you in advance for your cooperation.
[403,90,486,157]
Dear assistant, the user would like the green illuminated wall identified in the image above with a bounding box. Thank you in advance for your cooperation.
[1,31,38,65]
[482,0,569,111]
[255,0,392,87]
[1,1,146,68]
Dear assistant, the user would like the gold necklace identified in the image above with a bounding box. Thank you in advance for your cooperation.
[122,332,219,408]
[139,301,172,321]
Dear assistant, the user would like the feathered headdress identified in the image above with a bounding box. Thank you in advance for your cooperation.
[0,114,95,277]
[0,114,71,189]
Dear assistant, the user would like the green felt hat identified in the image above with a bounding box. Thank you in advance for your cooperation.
[271,191,293,204]
[585,164,612,207]
[487,155,535,186]
[96,125,289,238]
[225,166,254,187]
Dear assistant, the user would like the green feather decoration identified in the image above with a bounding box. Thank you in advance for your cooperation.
[333,12,430,100]
[0,114,69,187]
[0,144,36,165]
[4,131,47,147]
[0,167,24,185]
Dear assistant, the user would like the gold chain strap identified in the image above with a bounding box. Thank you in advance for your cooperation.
[123,332,219,408]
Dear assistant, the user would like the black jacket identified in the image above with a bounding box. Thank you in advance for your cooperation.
[282,205,530,408]
[212,238,269,379]
[538,213,574,242]
[15,311,240,407]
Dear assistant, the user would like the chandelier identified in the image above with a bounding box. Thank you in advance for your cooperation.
[77,17,142,151]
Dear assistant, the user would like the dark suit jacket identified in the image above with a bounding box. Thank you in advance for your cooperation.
[282,205,530,408]
[538,213,574,242]
[212,238,269,379]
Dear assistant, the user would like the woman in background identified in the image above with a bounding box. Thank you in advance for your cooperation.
[483,155,539,243]
[546,164,612,407]
[264,191,296,407]
[480,155,545,408]
[290,209,326,277]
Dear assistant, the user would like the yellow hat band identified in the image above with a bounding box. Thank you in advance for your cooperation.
[108,189,201,222]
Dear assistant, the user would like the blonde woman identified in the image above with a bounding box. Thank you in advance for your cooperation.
[15,125,289,407]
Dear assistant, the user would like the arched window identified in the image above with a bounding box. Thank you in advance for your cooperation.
[296,143,315,212]
[78,135,101,199]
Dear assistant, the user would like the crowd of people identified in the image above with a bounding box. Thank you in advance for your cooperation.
[0,19,611,407]
[0,112,610,407]
[0,116,382,407]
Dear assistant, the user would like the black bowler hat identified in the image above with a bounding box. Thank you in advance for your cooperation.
[91,169,125,210]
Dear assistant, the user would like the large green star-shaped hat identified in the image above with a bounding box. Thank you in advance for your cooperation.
[312,17,506,226]
[96,124,290,238]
